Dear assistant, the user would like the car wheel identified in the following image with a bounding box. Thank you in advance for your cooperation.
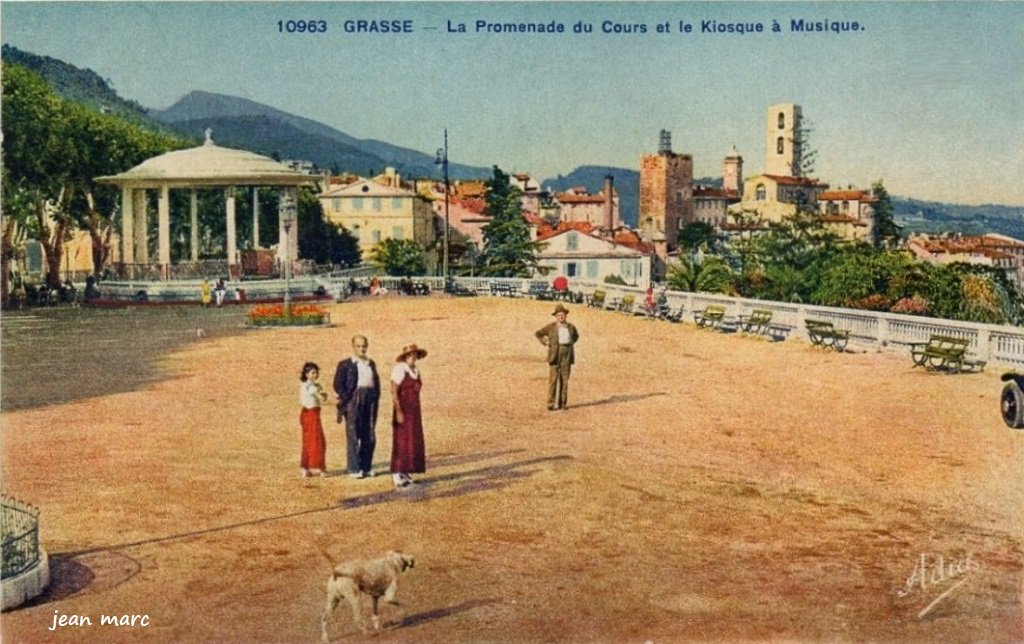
[1001,381,1024,429]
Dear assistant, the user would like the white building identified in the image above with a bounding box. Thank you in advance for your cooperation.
[534,228,652,286]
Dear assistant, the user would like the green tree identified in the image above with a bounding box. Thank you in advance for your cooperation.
[870,180,900,248]
[296,188,361,267]
[371,238,427,276]
[666,255,733,293]
[478,165,541,277]
[677,221,719,253]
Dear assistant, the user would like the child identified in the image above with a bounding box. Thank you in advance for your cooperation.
[299,362,328,477]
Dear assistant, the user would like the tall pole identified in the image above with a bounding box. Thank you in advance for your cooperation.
[436,129,450,291]
[280,189,296,317]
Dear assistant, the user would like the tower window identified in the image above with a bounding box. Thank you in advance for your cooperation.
[776,137,784,154]
[778,112,785,129]
[755,184,766,201]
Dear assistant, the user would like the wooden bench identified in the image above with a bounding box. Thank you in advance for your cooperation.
[527,281,555,300]
[805,319,850,351]
[739,309,773,335]
[490,283,520,298]
[910,335,986,373]
[693,305,727,329]
[587,290,606,308]
[618,294,637,314]
[447,281,477,297]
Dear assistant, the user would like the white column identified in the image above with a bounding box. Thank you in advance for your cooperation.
[225,187,237,267]
[133,190,148,263]
[190,190,199,262]
[252,188,260,249]
[121,186,135,264]
[158,185,171,278]
[277,187,300,263]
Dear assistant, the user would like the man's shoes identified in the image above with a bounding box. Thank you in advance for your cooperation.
[362,470,374,478]
[349,471,365,479]
[547,405,557,411]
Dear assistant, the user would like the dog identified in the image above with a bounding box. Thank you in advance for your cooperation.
[321,551,415,641]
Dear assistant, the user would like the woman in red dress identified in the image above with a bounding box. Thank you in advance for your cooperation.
[390,344,427,489]
[299,362,328,477]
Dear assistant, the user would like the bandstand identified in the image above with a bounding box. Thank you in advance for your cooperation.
[96,130,317,280]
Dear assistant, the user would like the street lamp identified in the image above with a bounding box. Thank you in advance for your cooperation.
[279,188,297,316]
[435,128,450,292]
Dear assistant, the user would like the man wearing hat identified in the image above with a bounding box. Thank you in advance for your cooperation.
[535,303,580,411]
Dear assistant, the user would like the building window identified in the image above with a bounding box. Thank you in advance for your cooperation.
[586,260,598,278]
[352,198,364,211]
[352,225,361,240]
[391,197,403,210]
[332,198,341,211]
[841,201,849,214]
[778,112,785,129]
[371,230,381,243]
[392,226,404,240]
[755,184,766,201]
[372,197,382,212]
[567,231,578,251]
[828,202,838,215]
[620,260,634,279]
[776,137,784,154]
[565,262,577,277]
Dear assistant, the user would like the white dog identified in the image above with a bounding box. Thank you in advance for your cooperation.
[321,551,415,641]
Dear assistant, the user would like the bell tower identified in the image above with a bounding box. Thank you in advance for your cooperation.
[765,103,802,177]
[723,145,743,194]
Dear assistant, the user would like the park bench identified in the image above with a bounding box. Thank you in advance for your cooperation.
[490,283,520,298]
[693,304,727,329]
[527,281,555,300]
[663,304,685,322]
[618,294,638,314]
[909,335,986,373]
[447,281,476,297]
[739,309,774,335]
[587,290,606,308]
[805,319,850,351]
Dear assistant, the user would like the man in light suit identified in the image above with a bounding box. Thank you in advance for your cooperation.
[535,303,580,411]
[333,335,381,478]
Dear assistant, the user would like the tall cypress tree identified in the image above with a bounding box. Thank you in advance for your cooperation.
[478,165,541,277]
[871,180,900,248]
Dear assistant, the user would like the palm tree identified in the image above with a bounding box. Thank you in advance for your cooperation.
[667,255,733,293]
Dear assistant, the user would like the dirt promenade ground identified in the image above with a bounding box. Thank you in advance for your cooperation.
[2,297,1022,643]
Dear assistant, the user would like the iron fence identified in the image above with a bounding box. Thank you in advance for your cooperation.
[1,496,41,578]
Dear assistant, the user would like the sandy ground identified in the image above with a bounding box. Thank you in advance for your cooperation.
[2,296,1022,643]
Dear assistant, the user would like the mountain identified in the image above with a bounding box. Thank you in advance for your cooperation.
[1,44,173,134]
[150,90,489,179]
[892,197,1024,240]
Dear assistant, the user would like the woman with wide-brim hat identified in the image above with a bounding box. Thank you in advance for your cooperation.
[390,344,428,489]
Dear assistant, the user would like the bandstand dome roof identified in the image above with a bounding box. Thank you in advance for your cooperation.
[96,132,315,188]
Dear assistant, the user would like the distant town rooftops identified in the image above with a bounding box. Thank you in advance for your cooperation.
[820,189,875,202]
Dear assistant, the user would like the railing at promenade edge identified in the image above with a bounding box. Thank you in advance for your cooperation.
[553,279,1024,369]
[1,496,41,579]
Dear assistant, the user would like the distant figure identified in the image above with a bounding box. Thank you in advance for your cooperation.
[643,286,657,316]
[214,278,226,307]
[85,275,100,301]
[552,275,569,293]
[390,344,428,489]
[299,362,329,478]
[535,303,580,411]
[200,278,212,307]
[369,276,381,296]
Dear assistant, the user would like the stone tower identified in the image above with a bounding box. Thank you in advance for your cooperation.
[723,145,743,194]
[765,103,802,177]
[639,130,693,257]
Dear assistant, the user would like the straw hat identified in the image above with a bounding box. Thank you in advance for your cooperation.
[396,344,428,361]
[551,303,570,316]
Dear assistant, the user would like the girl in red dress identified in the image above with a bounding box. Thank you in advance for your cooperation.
[299,362,328,477]
[390,344,427,489]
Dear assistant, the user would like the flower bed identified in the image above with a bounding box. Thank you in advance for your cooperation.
[247,304,330,327]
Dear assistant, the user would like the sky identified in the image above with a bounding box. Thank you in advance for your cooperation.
[2,1,1023,206]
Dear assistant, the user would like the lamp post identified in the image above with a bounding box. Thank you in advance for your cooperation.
[280,188,297,317]
[435,128,450,292]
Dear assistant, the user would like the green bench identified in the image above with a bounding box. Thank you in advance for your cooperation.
[694,305,727,329]
[805,319,850,351]
[910,335,986,373]
[739,309,773,335]
[587,290,606,308]
[618,294,637,314]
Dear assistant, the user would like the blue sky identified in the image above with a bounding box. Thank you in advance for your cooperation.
[3,1,1022,205]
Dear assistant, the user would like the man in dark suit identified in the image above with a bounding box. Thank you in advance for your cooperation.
[333,335,381,478]
[535,303,580,411]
